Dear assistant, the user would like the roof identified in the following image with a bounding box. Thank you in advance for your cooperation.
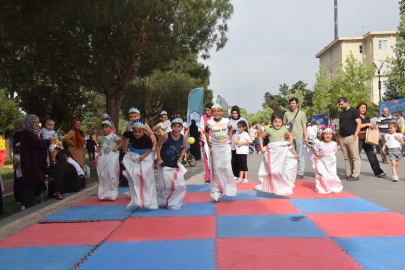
[315,30,397,58]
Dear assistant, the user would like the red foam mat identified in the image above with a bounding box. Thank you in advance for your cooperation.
[73,195,130,207]
[307,212,405,237]
[217,237,362,270]
[0,221,121,248]
[107,216,215,242]
[286,188,357,199]
[183,192,213,203]
[236,182,259,191]
[216,199,301,216]
[294,181,316,189]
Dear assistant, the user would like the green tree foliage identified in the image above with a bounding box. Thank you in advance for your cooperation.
[335,52,377,117]
[248,107,274,125]
[0,0,233,127]
[290,80,314,107]
[278,83,289,97]
[382,80,405,101]
[0,89,21,135]
[121,53,210,124]
[262,92,288,112]
[312,66,333,116]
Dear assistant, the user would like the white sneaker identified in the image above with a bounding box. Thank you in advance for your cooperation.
[393,175,399,182]
[234,176,238,180]
[241,179,249,183]
[21,205,25,211]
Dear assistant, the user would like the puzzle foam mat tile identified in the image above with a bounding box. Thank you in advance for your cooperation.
[131,202,215,218]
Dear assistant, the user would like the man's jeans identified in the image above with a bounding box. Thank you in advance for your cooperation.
[292,139,305,176]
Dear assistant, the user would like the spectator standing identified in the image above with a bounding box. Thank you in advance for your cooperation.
[307,119,318,151]
[249,123,259,153]
[86,137,97,161]
[260,121,265,131]
[63,119,85,170]
[283,97,308,179]
[337,97,362,181]
[396,111,405,127]
[370,112,380,154]
[229,106,249,179]
[376,108,394,164]
[356,102,385,178]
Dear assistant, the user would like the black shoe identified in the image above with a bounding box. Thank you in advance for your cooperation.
[347,176,360,181]
[205,180,210,184]
[342,175,351,179]
[45,163,51,168]
[297,175,304,179]
[50,160,56,167]
[376,172,386,178]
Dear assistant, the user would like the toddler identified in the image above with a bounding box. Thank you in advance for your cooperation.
[38,119,57,167]
[382,122,405,182]
[234,121,252,183]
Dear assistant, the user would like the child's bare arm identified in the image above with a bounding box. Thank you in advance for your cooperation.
[291,146,298,157]
[50,132,57,141]
[259,131,268,151]
[228,129,233,144]
[155,134,168,165]
[286,131,293,146]
[395,135,405,145]
[206,130,211,147]
[13,158,20,169]
[95,146,101,153]
[38,129,43,136]
[178,138,188,163]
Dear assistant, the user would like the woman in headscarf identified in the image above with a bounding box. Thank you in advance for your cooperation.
[63,119,85,170]
[189,119,201,160]
[229,106,249,179]
[13,118,25,203]
[20,114,64,208]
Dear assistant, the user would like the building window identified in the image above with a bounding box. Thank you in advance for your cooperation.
[328,48,333,63]
[378,40,388,50]
[378,60,388,70]
[383,81,387,91]
[359,45,363,54]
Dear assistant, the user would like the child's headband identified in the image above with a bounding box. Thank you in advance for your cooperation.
[132,120,145,129]
[101,119,112,127]
[160,110,168,116]
[211,103,222,110]
[129,107,140,114]
[321,124,335,133]
[171,117,184,126]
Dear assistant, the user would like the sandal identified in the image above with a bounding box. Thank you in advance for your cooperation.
[54,192,64,200]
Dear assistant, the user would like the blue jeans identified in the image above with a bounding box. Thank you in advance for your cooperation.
[292,139,305,176]
[254,138,259,152]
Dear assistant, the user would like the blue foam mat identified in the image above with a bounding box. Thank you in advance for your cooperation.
[41,205,134,222]
[334,236,405,270]
[288,198,390,214]
[217,214,327,238]
[131,202,215,217]
[0,245,92,270]
[80,239,215,270]
[93,187,129,196]
[186,184,211,193]
[218,190,284,202]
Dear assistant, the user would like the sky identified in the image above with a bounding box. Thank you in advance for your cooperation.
[200,0,401,113]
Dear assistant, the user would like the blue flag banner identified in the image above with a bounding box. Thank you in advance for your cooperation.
[379,98,405,116]
[187,88,204,126]
[311,113,329,126]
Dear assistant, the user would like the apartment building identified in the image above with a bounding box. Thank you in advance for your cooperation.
[315,30,397,104]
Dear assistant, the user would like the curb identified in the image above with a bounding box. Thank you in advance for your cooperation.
[0,183,98,241]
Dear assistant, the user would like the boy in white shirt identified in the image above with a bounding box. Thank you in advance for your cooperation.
[382,122,405,182]
[206,103,237,201]
[235,121,252,183]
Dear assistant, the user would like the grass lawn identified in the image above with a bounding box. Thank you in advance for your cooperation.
[0,160,15,181]
[1,168,98,220]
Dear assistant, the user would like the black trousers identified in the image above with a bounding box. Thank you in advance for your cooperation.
[237,154,248,171]
[43,166,64,201]
[358,139,384,176]
[87,150,95,161]
[79,175,86,189]
[231,150,240,177]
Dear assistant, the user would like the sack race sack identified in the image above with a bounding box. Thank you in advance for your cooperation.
[365,128,379,146]
[123,151,158,210]
[255,141,297,196]
[157,163,187,210]
[95,151,120,200]
[312,153,343,194]
[210,142,237,201]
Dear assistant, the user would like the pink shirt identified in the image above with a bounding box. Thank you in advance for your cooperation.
[249,128,257,138]
[314,141,337,155]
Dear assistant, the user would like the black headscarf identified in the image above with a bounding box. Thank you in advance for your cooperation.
[189,120,201,160]
[230,106,241,120]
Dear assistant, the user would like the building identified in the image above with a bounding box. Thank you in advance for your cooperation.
[315,30,397,104]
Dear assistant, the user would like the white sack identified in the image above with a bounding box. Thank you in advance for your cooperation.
[96,151,120,200]
[312,153,343,194]
[255,141,296,196]
[123,152,158,210]
[157,163,187,210]
[210,143,237,201]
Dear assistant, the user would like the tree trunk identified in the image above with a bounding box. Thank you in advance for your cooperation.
[106,81,130,132]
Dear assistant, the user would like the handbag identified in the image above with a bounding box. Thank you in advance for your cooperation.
[286,110,299,133]
[358,131,366,140]
[365,128,379,146]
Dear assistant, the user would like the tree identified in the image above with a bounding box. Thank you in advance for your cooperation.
[291,80,314,107]
[312,66,333,116]
[0,1,233,128]
[278,83,289,97]
[262,92,288,112]
[382,80,405,101]
[248,107,274,125]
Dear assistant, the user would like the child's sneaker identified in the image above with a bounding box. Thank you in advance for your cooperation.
[242,179,249,183]
[393,175,399,182]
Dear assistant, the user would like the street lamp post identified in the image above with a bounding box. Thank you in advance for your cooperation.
[373,62,384,103]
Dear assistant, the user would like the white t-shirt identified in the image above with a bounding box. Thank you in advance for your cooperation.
[14,154,22,178]
[385,133,402,148]
[41,128,55,141]
[67,157,84,176]
[206,118,232,145]
[307,125,318,140]
[236,132,253,155]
